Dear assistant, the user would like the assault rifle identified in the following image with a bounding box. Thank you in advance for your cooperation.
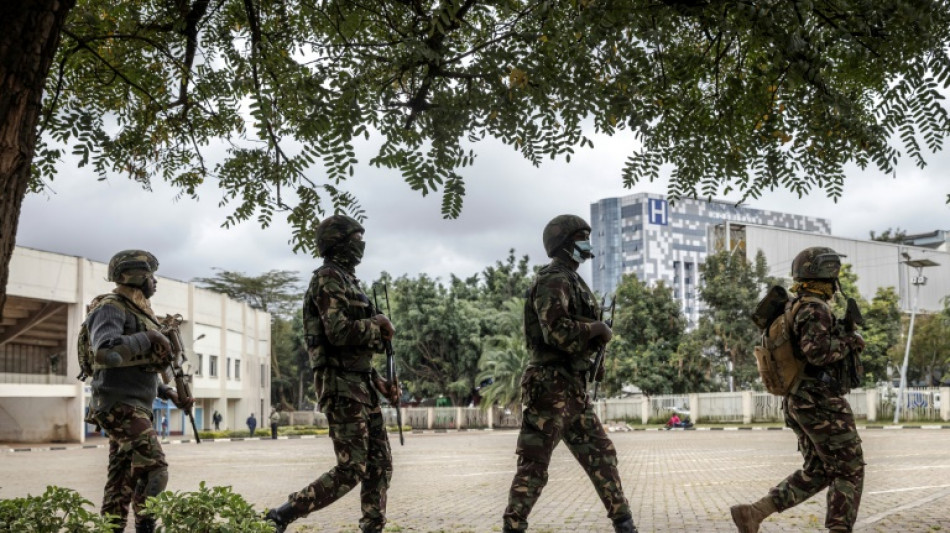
[159,314,200,444]
[372,284,404,446]
[589,295,616,401]
[841,296,865,389]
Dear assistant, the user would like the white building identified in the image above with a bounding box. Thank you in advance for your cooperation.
[0,246,272,443]
[710,223,950,313]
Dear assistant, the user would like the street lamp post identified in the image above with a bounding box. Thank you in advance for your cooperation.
[894,257,940,424]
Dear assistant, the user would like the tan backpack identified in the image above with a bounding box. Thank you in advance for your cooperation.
[753,290,825,396]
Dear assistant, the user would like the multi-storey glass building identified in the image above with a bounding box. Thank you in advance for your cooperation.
[590,193,831,326]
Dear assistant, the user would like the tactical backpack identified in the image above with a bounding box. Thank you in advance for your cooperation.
[76,293,161,381]
[752,287,826,396]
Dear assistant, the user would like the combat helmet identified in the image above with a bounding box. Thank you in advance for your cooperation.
[315,215,364,256]
[108,250,159,286]
[543,214,591,258]
[790,246,844,280]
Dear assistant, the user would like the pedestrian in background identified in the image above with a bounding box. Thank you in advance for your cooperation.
[246,413,257,437]
[269,407,280,439]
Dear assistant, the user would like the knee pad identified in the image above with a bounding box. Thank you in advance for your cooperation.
[142,469,168,498]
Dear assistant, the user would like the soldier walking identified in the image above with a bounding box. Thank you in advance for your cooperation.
[266,215,400,533]
[502,215,637,533]
[731,247,866,532]
[84,250,193,533]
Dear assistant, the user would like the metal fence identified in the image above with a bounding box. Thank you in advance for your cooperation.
[752,392,782,422]
[698,392,744,423]
[879,387,942,422]
[0,344,69,384]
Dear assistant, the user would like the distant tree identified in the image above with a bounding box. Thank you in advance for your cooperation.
[610,274,700,396]
[389,274,482,406]
[890,300,950,386]
[480,250,533,307]
[476,334,529,410]
[694,250,766,390]
[869,228,908,243]
[859,287,902,384]
[193,269,302,319]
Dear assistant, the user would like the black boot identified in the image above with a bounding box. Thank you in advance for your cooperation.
[265,502,297,533]
[135,518,156,533]
[613,515,639,533]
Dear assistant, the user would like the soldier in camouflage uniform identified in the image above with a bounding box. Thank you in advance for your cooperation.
[731,246,866,533]
[267,215,400,533]
[502,215,638,533]
[85,250,194,533]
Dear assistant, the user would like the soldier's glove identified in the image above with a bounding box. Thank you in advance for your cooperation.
[373,314,395,341]
[589,321,613,344]
[145,330,172,360]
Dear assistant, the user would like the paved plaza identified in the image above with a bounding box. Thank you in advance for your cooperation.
[2,428,949,532]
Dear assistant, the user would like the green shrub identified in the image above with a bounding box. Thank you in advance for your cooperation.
[0,486,114,532]
[143,481,273,532]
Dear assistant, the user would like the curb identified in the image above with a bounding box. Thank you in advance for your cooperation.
[4,425,949,452]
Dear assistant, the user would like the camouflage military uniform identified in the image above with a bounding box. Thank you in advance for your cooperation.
[503,256,632,531]
[85,251,173,532]
[768,293,865,531]
[284,260,392,531]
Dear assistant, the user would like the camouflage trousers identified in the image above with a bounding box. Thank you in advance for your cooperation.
[95,403,168,527]
[769,381,865,531]
[503,366,631,530]
[287,397,392,530]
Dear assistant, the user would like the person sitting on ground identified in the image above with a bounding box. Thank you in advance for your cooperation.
[666,413,681,429]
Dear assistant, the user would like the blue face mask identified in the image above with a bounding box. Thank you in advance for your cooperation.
[571,240,594,264]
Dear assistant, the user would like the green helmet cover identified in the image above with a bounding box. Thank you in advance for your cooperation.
[790,246,844,280]
[543,214,591,258]
[315,215,365,256]
[108,250,159,285]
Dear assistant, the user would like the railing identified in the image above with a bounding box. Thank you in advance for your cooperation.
[603,398,642,422]
[698,392,743,423]
[879,387,942,422]
[752,392,782,422]
[1,344,69,384]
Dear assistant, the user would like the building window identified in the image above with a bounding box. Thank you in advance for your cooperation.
[261,364,267,387]
[209,355,218,378]
[227,357,232,379]
[235,359,241,381]
[194,354,203,376]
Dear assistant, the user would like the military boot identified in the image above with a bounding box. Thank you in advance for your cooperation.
[613,515,639,533]
[265,502,298,533]
[729,495,777,533]
[502,527,525,533]
[135,518,156,533]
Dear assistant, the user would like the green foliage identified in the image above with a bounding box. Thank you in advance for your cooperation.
[869,228,908,243]
[193,269,303,319]
[890,302,950,386]
[143,482,273,533]
[861,287,902,383]
[476,333,530,409]
[694,250,770,390]
[609,274,706,395]
[0,486,114,533]
[31,0,950,257]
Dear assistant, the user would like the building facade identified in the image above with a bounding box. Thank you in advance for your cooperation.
[712,224,950,314]
[0,246,271,443]
[590,192,831,325]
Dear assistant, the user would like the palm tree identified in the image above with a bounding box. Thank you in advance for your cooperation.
[476,334,530,409]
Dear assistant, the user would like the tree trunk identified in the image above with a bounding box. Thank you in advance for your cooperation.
[0,0,74,318]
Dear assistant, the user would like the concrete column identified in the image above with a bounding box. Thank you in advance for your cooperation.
[641,397,650,425]
[688,393,700,423]
[487,405,494,429]
[456,407,464,429]
[742,391,754,424]
[427,407,435,430]
[866,388,878,422]
[400,407,407,430]
[941,388,950,422]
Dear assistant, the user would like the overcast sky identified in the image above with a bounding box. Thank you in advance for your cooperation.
[16,128,950,290]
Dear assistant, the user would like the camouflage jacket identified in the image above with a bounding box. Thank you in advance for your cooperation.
[524,257,599,374]
[792,293,859,393]
[305,261,384,410]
